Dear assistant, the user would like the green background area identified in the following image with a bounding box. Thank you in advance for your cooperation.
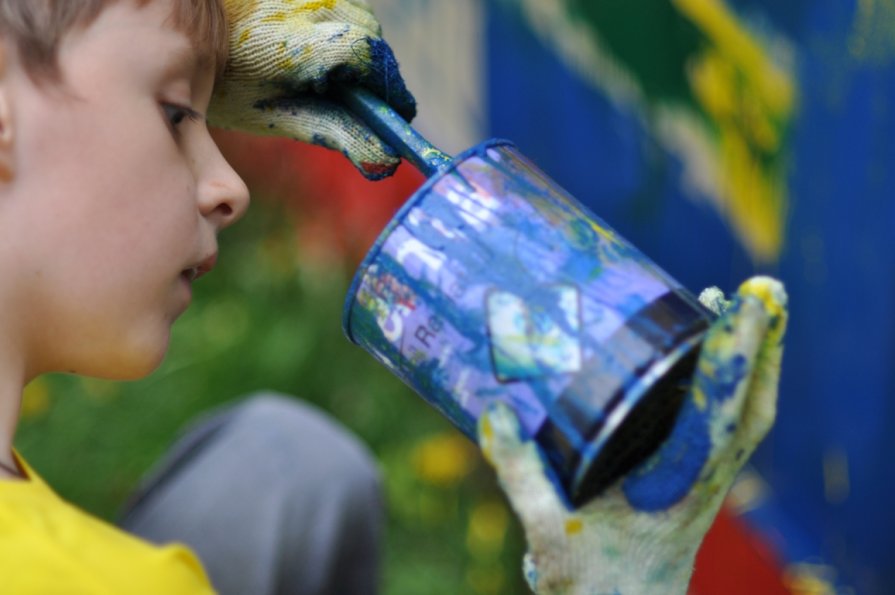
[566,0,703,107]
[15,202,527,595]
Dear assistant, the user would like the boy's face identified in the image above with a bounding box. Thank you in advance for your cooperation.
[2,0,249,379]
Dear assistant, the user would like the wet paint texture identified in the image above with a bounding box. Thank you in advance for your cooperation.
[624,297,751,510]
[363,38,416,121]
[477,278,787,595]
[345,141,711,502]
[622,396,711,511]
[337,87,451,177]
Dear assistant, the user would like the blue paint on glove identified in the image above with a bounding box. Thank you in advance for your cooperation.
[365,37,417,122]
[621,296,752,512]
[621,396,711,512]
[327,37,417,123]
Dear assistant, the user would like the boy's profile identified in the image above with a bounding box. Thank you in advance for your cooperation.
[0,0,249,591]
[0,1,393,591]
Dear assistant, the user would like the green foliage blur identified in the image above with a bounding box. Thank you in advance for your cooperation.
[15,202,527,594]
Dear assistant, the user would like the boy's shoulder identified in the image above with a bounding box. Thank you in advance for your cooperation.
[0,471,213,595]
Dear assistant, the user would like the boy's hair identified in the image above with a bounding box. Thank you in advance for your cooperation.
[0,0,229,82]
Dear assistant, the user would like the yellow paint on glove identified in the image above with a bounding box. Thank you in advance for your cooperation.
[211,0,416,180]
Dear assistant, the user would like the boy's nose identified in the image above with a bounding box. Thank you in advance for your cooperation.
[199,153,250,230]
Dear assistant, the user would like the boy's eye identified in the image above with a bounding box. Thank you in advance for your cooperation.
[162,103,201,131]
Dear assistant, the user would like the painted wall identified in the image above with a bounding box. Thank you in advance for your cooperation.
[482,1,895,592]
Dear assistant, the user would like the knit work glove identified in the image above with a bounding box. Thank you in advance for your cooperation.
[211,0,417,180]
[479,276,787,595]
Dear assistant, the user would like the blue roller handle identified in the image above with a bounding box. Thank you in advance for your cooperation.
[338,87,454,177]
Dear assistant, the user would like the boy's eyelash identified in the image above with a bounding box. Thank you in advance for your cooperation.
[163,103,203,129]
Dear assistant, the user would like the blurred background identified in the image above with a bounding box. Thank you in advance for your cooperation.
[16,0,894,593]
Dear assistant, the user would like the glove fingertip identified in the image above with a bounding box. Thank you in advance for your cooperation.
[698,286,728,315]
[736,277,788,319]
[363,37,417,121]
[353,157,399,180]
[736,276,788,342]
[478,401,526,465]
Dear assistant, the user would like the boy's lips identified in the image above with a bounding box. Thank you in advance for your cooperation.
[181,252,218,282]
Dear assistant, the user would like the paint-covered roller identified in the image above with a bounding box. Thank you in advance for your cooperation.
[339,87,714,506]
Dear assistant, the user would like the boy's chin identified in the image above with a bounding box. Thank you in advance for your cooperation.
[73,336,170,380]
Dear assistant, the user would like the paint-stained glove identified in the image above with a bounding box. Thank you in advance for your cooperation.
[479,276,787,595]
[210,0,416,180]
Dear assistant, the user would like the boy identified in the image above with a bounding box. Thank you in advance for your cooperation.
[0,0,244,591]
[0,1,382,593]
[0,0,788,593]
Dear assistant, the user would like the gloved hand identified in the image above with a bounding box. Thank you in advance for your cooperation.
[479,276,787,595]
[211,0,417,180]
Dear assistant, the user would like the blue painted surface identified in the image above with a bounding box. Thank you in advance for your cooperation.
[485,0,895,591]
[622,394,711,512]
[361,37,417,122]
[622,298,748,512]
[345,142,710,505]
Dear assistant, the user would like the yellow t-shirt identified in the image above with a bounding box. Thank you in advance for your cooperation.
[0,453,215,594]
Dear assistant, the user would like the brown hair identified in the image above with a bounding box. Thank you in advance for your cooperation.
[0,0,229,81]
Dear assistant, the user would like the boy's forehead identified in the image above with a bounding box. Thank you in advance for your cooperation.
[97,0,227,70]
[80,1,217,78]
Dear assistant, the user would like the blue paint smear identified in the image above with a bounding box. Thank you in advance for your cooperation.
[362,38,417,122]
[622,397,710,511]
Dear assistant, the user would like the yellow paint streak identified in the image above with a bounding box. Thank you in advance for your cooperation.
[587,219,618,244]
[737,277,787,320]
[674,0,795,262]
[271,39,295,72]
[564,518,583,536]
[692,385,708,411]
[260,0,337,23]
[261,11,287,23]
[277,55,295,71]
[674,0,793,114]
[297,0,338,11]
[718,125,786,260]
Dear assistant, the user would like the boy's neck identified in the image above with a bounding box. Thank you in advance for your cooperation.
[0,335,26,477]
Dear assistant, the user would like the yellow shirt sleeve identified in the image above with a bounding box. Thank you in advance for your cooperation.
[0,453,215,594]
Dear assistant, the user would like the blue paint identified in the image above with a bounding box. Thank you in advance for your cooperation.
[622,396,711,511]
[523,557,540,591]
[699,353,748,404]
[310,132,335,150]
[338,87,452,176]
[362,37,417,122]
